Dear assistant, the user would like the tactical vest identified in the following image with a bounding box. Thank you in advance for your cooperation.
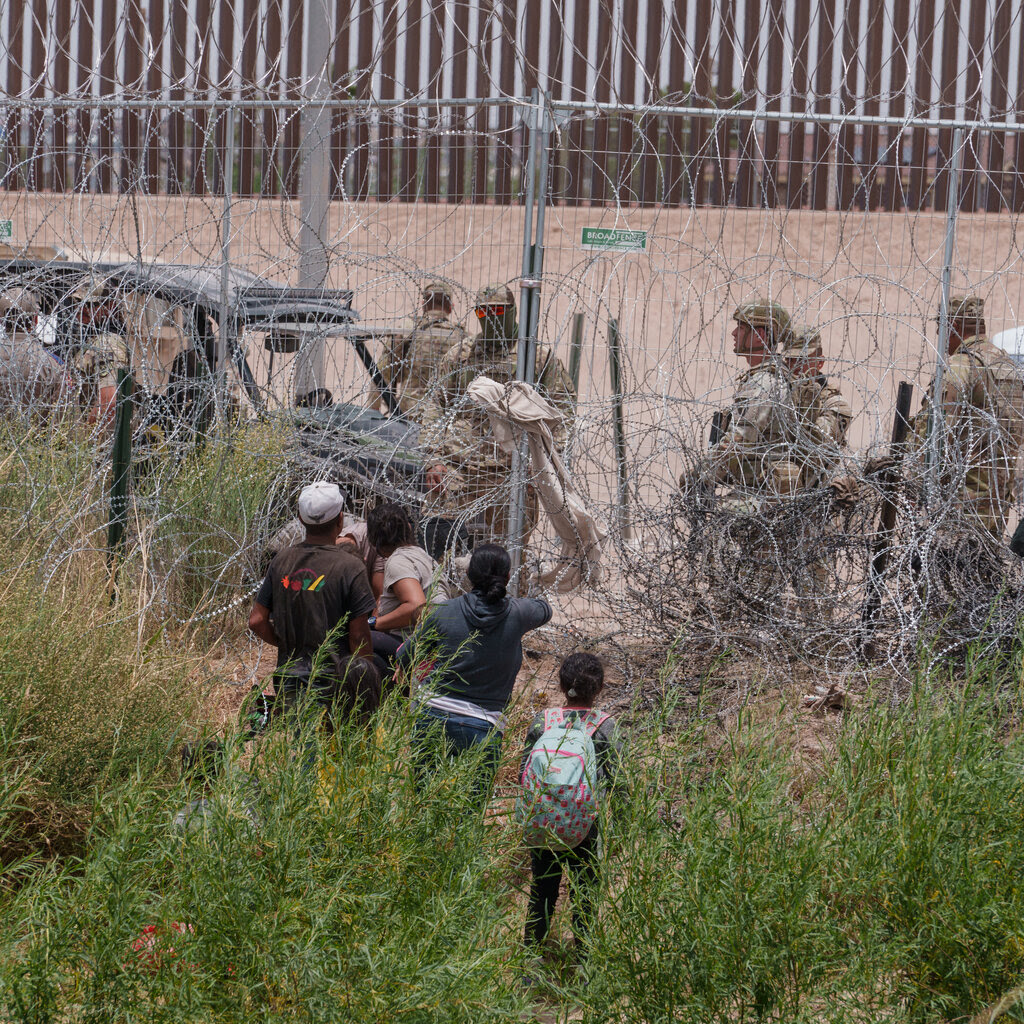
[720,364,803,497]
[939,337,1024,500]
[394,315,466,413]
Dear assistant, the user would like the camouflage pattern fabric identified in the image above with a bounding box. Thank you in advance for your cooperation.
[424,333,573,542]
[375,313,467,421]
[710,361,801,510]
[788,374,852,489]
[783,329,852,618]
[911,334,1024,536]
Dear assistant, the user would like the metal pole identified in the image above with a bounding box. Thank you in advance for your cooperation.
[107,368,134,586]
[509,90,540,581]
[608,318,632,540]
[217,106,235,424]
[524,105,550,386]
[294,0,334,404]
[568,312,584,395]
[515,89,540,381]
[926,127,965,504]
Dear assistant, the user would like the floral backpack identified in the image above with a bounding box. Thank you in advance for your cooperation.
[516,708,609,849]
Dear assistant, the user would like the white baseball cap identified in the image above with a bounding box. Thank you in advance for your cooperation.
[297,482,344,526]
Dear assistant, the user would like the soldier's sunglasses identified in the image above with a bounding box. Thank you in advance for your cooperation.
[475,304,507,318]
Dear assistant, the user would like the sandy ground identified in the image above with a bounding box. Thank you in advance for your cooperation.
[7,191,1024,628]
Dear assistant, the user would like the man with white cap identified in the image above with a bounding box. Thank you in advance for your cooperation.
[249,482,379,720]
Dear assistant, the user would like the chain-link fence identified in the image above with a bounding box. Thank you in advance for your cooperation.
[4,84,1024,693]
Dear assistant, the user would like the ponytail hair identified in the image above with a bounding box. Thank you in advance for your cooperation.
[467,543,511,603]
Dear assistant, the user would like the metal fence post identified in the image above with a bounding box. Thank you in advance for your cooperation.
[509,90,540,582]
[107,368,134,582]
[608,318,632,540]
[568,312,584,395]
[294,0,333,404]
[926,127,965,507]
[217,105,235,425]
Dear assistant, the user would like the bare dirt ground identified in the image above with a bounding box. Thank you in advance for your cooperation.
[199,622,850,782]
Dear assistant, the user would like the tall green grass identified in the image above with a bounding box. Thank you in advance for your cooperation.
[0,565,203,863]
[0,717,533,1023]
[143,421,291,622]
[0,415,290,627]
[2,664,1024,1022]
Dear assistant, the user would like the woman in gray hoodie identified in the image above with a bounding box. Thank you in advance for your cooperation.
[399,544,551,804]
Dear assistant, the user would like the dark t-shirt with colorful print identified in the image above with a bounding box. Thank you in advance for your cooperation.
[255,542,376,677]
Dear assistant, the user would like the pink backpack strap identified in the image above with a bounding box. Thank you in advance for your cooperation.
[581,710,610,737]
[543,707,566,729]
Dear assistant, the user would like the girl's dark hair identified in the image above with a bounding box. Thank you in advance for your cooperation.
[559,653,605,703]
[467,543,511,603]
[366,500,416,550]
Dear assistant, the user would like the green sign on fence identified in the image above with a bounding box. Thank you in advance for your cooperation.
[580,227,647,252]
[0,221,12,242]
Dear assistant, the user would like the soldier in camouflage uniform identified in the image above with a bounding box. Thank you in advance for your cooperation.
[58,274,131,425]
[785,327,852,455]
[425,283,575,542]
[706,297,801,507]
[0,285,66,413]
[681,298,800,617]
[372,281,466,421]
[909,295,1024,537]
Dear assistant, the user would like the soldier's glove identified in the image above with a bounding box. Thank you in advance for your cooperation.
[863,455,898,478]
[829,475,861,509]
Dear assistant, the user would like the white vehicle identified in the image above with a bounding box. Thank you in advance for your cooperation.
[989,327,1024,366]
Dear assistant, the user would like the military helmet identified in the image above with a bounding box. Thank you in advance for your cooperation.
[732,296,791,343]
[475,283,515,309]
[935,294,984,323]
[473,283,516,346]
[422,281,453,305]
[783,324,823,359]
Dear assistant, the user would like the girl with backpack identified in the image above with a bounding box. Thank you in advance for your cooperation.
[518,652,621,953]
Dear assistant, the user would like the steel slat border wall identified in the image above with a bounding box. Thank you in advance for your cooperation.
[5,0,1024,213]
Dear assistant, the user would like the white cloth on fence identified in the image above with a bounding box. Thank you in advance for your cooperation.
[466,375,607,591]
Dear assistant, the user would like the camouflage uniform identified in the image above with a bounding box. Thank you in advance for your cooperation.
[784,325,852,488]
[0,285,65,413]
[689,298,801,617]
[910,295,1024,537]
[428,283,575,542]
[784,325,854,619]
[375,282,466,422]
[710,299,800,508]
[59,274,131,423]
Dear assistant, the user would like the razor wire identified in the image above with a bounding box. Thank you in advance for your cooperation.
[2,90,1024,703]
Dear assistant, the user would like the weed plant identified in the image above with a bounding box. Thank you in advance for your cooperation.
[0,414,291,628]
[0,709,533,1023]
[0,562,202,862]
[1,659,1024,1022]
[143,421,291,622]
